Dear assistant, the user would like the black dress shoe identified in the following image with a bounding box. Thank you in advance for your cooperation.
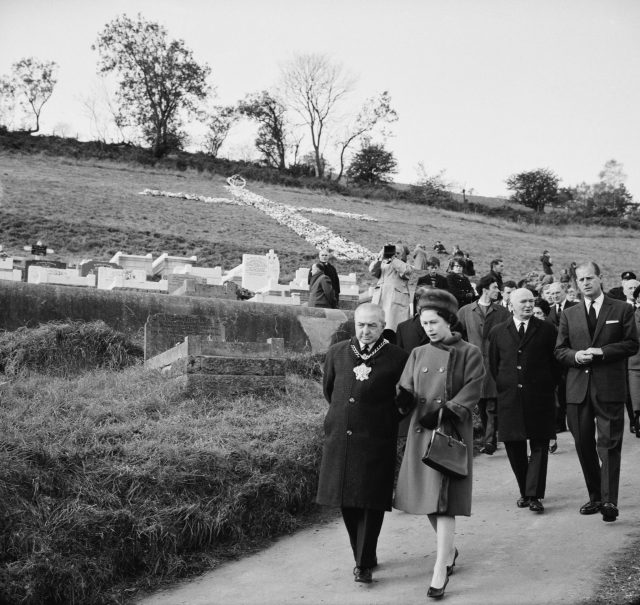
[549,440,558,454]
[517,496,530,508]
[480,445,495,455]
[353,566,372,583]
[446,548,459,576]
[601,502,619,522]
[579,501,602,515]
[427,575,449,599]
[529,498,544,513]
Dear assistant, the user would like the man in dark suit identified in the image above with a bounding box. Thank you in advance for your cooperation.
[555,262,638,522]
[546,282,578,327]
[317,303,408,583]
[546,282,578,432]
[489,288,561,513]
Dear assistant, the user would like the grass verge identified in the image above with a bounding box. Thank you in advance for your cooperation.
[0,363,326,604]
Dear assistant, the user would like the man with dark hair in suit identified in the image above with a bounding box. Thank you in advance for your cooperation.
[555,262,638,522]
[489,288,561,513]
[487,258,504,291]
[317,303,408,583]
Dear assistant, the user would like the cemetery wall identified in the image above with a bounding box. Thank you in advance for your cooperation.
[0,281,352,353]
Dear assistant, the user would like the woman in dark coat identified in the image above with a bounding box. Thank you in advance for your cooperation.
[446,259,476,308]
[307,263,336,308]
[394,289,484,598]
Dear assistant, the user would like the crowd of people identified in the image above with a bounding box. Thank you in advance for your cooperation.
[314,247,640,599]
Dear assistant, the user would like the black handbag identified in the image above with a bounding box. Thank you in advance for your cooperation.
[421,408,468,479]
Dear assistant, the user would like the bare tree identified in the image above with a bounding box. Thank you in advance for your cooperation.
[335,91,398,181]
[0,57,58,133]
[281,53,354,178]
[79,77,133,144]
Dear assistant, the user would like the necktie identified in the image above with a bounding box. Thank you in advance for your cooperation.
[518,322,525,340]
[557,304,561,315]
[587,302,597,337]
[361,345,370,355]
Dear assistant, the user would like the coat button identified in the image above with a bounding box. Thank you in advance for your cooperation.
[416,427,422,433]
[585,369,590,374]
[422,367,429,373]
[435,398,442,404]
[348,397,355,403]
[517,384,523,388]
[438,367,445,373]
[518,350,522,354]
[346,430,353,436]
[516,365,522,370]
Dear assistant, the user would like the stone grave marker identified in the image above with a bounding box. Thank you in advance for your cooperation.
[242,254,270,291]
[27,265,96,287]
[79,260,121,277]
[145,335,286,396]
[144,313,226,360]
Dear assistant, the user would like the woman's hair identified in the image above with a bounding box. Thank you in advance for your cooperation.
[419,306,457,326]
[533,298,551,317]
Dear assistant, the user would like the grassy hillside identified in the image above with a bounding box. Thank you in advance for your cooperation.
[2,152,640,287]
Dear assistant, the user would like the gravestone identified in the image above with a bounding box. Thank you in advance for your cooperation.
[79,260,121,277]
[145,335,286,396]
[242,254,270,290]
[266,249,280,284]
[0,255,21,282]
[152,253,198,277]
[110,252,153,276]
[173,265,223,283]
[27,265,96,287]
[144,313,226,360]
[169,277,239,300]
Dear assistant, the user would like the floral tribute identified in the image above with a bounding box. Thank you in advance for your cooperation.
[139,177,377,261]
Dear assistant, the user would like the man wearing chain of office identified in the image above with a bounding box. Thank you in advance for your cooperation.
[316,303,409,584]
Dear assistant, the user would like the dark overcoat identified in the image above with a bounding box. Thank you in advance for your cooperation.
[555,296,638,403]
[489,317,561,441]
[316,338,409,511]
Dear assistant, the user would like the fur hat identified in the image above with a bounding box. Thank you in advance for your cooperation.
[416,288,459,317]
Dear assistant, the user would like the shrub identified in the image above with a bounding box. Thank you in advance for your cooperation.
[0,320,143,376]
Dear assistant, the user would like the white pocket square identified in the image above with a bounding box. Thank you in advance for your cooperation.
[605,320,619,324]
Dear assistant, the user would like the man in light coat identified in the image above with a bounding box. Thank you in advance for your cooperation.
[457,274,511,454]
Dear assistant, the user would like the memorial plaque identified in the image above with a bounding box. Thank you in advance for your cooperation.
[144,313,226,360]
[241,254,270,291]
[31,244,47,256]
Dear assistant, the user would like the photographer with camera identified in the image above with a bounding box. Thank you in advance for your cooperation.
[369,243,413,332]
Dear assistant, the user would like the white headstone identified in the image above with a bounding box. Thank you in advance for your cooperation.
[242,254,270,291]
[0,257,13,271]
[110,252,154,276]
[27,266,96,287]
[152,253,198,276]
[0,269,21,282]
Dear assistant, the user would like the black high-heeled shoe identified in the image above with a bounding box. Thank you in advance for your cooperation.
[446,548,459,576]
[427,575,450,599]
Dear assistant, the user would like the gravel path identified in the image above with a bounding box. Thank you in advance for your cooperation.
[138,430,640,605]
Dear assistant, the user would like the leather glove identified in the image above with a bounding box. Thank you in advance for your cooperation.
[396,386,416,416]
[418,408,441,430]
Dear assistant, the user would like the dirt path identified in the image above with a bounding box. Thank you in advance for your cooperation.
[138,431,640,605]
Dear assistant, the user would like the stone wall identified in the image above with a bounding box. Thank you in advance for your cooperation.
[0,281,353,353]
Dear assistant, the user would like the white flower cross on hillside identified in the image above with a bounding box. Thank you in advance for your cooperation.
[139,180,377,261]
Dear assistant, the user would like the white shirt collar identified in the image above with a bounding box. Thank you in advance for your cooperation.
[584,292,604,311]
[513,317,530,330]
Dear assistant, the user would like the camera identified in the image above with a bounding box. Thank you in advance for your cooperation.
[383,244,396,259]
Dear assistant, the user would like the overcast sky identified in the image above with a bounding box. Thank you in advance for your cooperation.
[1,0,639,198]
